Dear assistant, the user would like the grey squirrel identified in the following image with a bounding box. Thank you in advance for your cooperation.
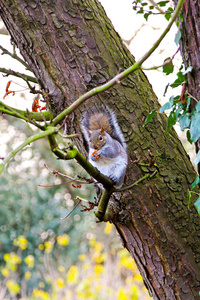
[81,109,128,188]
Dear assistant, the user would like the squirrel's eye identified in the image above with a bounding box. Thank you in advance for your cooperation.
[99,135,103,141]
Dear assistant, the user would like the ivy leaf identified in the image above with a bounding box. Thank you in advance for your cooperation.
[143,109,156,126]
[195,101,200,112]
[191,176,200,190]
[190,112,200,142]
[166,111,177,131]
[194,151,200,166]
[163,83,170,96]
[163,58,174,75]
[194,196,200,216]
[171,72,185,88]
[144,13,150,21]
[186,97,191,111]
[157,1,169,7]
[165,7,174,21]
[159,96,174,113]
[183,66,193,75]
[186,130,193,144]
[179,114,191,131]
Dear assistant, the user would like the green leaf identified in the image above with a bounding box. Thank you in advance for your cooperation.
[179,13,184,22]
[164,7,174,21]
[179,114,191,131]
[163,83,170,96]
[157,1,169,7]
[194,151,200,166]
[177,71,185,82]
[194,196,200,215]
[175,30,181,45]
[171,72,185,88]
[143,109,156,126]
[191,176,200,190]
[167,111,177,131]
[144,13,150,21]
[165,13,171,21]
[190,112,200,142]
[186,97,191,111]
[186,130,193,144]
[163,58,174,75]
[174,107,181,119]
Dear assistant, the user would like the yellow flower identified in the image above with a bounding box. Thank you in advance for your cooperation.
[94,242,103,253]
[38,244,44,250]
[134,274,143,283]
[117,287,129,300]
[93,264,104,276]
[24,255,35,268]
[66,265,78,284]
[118,249,137,272]
[25,271,31,281]
[1,267,10,277]
[6,280,20,295]
[78,254,86,261]
[129,285,139,300]
[44,240,54,253]
[92,252,106,264]
[56,277,65,288]
[104,222,113,234]
[89,237,96,247]
[4,252,22,272]
[10,253,22,264]
[32,288,51,300]
[13,235,28,250]
[3,253,10,261]
[57,234,69,246]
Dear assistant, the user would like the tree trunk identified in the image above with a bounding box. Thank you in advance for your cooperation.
[1,0,200,299]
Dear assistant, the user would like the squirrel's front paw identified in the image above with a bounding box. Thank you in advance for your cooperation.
[92,150,100,160]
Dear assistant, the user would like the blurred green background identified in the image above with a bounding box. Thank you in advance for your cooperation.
[0,116,150,299]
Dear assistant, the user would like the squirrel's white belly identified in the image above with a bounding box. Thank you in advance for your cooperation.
[89,155,127,179]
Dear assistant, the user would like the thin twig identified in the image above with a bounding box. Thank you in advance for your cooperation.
[116,170,158,192]
[0,44,31,70]
[60,200,81,220]
[43,164,92,184]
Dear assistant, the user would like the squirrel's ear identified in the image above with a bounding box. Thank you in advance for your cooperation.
[100,127,105,133]
[88,130,91,136]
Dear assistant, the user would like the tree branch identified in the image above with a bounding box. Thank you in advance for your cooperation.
[0,67,37,83]
[0,101,52,122]
[52,0,185,126]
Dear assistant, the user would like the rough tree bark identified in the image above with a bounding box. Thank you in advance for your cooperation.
[0,0,200,299]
